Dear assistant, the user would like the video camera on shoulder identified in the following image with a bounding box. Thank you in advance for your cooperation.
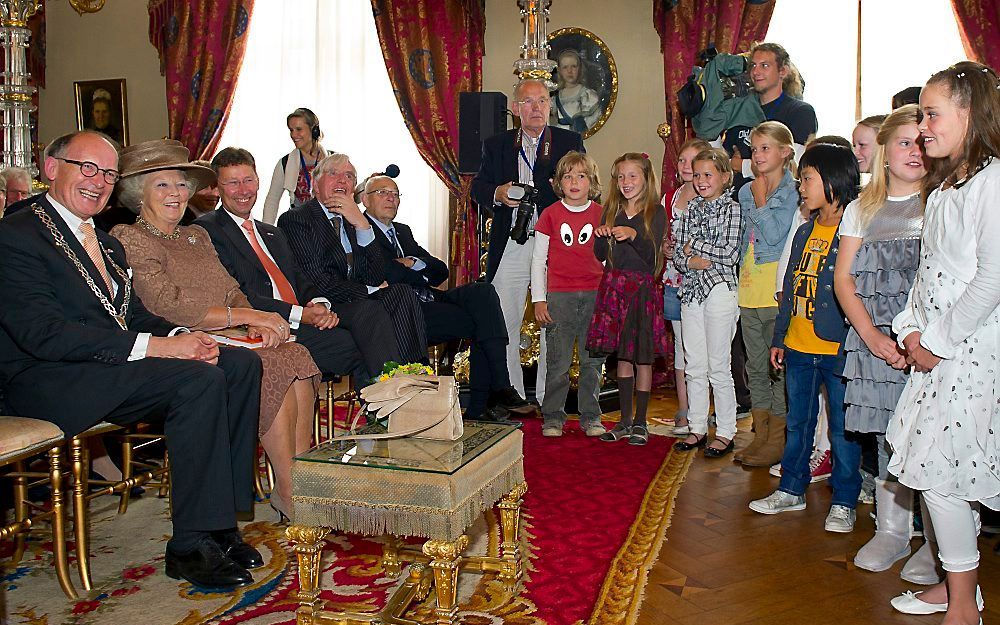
[507,183,538,245]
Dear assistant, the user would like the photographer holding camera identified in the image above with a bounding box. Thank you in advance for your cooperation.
[472,79,586,407]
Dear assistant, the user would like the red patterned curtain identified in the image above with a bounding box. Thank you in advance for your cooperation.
[950,1,1000,71]
[147,0,254,159]
[371,0,485,286]
[653,0,774,195]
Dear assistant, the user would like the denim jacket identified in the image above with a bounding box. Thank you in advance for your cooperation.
[772,216,849,350]
[738,169,799,265]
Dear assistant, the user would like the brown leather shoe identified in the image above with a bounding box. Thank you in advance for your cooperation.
[741,413,786,467]
[735,409,769,462]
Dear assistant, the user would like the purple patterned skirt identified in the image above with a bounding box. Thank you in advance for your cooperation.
[586,268,670,364]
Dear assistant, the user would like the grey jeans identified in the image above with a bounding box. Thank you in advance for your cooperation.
[739,305,786,416]
[541,290,606,428]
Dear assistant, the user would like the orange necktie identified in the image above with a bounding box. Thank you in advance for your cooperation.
[79,222,113,293]
[241,220,299,305]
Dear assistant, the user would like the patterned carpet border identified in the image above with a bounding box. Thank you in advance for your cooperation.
[585,446,695,625]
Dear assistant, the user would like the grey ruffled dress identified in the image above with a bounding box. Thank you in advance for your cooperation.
[843,194,923,433]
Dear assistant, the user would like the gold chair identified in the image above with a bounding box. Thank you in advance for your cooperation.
[69,423,171,592]
[313,374,357,445]
[0,416,76,599]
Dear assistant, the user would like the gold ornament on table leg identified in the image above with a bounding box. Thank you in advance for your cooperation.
[285,525,329,613]
[497,482,528,591]
[423,535,469,625]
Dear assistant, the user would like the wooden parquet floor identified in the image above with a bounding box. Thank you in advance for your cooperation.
[634,389,1000,625]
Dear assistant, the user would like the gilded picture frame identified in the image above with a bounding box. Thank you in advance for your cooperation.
[74,78,129,146]
[547,27,618,139]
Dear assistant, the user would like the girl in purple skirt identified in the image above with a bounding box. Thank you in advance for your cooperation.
[587,153,669,446]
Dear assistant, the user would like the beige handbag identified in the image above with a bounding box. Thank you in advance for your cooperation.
[339,375,463,442]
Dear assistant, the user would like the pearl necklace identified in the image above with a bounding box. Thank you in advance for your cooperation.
[136,215,181,240]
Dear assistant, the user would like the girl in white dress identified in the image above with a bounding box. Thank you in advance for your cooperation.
[886,61,1000,625]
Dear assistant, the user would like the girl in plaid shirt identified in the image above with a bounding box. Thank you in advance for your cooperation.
[671,148,744,457]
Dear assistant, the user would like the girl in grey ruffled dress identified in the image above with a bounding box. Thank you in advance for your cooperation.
[834,105,933,580]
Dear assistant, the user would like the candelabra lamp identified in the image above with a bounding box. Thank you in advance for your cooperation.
[0,0,40,178]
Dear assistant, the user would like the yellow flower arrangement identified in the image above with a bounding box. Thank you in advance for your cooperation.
[376,361,434,382]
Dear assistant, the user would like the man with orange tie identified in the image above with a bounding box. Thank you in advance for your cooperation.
[198,147,393,382]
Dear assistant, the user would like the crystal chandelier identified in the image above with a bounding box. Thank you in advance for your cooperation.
[0,0,40,178]
[513,0,556,89]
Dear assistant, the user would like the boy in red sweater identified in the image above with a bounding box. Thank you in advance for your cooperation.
[531,152,607,437]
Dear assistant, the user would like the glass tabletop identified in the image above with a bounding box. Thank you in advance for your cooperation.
[295,421,520,475]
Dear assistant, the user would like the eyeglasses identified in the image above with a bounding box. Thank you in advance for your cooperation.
[366,189,402,199]
[516,97,550,108]
[219,177,259,189]
[56,158,120,184]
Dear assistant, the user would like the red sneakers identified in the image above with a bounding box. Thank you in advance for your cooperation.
[768,449,832,483]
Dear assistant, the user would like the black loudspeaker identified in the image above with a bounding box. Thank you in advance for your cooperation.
[458,92,508,174]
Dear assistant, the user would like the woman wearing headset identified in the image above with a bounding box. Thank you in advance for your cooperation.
[262,107,328,224]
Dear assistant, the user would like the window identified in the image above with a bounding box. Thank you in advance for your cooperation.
[765,0,966,140]
[219,0,449,258]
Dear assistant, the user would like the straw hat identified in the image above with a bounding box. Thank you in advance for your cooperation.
[118,139,216,193]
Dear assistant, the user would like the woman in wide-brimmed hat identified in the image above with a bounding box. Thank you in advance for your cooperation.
[111,139,319,521]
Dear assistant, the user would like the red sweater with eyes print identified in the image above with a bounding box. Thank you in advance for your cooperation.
[534,200,606,292]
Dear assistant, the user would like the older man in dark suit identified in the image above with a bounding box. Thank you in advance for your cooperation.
[0,131,262,590]
[360,173,531,421]
[195,147,383,383]
[278,153,426,365]
[471,79,585,407]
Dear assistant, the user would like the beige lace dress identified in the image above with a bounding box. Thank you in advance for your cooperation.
[111,222,319,436]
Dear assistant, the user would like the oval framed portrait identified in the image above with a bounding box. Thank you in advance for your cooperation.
[547,27,618,139]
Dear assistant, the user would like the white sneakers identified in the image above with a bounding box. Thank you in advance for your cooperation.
[824,504,856,533]
[749,490,806,514]
[890,585,984,615]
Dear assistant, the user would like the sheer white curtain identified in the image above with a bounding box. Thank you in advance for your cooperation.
[218,0,450,259]
[766,0,965,140]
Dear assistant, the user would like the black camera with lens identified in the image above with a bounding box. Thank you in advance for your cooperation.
[507,183,539,245]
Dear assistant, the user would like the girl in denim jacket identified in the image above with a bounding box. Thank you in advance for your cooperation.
[734,121,799,467]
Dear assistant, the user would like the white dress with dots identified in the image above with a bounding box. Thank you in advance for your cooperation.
[886,159,1000,508]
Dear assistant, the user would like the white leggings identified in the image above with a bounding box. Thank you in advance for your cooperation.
[671,319,684,370]
[922,489,983,573]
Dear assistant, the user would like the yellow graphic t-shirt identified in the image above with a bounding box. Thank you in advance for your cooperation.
[784,221,841,355]
[738,238,779,308]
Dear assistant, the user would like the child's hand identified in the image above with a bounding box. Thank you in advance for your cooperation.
[688,255,712,270]
[534,301,553,325]
[901,331,942,373]
[662,238,674,259]
[683,241,693,256]
[595,225,614,238]
[863,329,905,367]
[610,226,637,241]
[770,347,785,370]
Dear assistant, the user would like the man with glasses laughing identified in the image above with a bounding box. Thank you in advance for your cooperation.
[0,131,264,590]
[472,79,586,409]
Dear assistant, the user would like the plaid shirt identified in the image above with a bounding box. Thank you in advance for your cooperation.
[672,194,743,304]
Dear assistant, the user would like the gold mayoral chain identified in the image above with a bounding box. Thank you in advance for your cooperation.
[32,204,132,330]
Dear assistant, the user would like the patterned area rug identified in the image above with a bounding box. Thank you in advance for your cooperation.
[2,418,692,625]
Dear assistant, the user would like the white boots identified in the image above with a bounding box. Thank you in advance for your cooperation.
[900,493,942,585]
[855,479,913,571]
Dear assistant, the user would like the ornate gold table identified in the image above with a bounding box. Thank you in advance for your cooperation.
[286,421,526,625]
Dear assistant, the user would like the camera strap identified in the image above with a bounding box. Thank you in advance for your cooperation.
[516,126,552,179]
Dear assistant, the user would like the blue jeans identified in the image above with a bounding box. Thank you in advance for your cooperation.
[778,348,862,508]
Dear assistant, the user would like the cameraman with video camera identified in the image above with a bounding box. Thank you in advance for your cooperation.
[472,79,586,408]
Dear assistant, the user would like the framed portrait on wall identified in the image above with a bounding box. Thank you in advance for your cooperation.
[547,28,618,139]
[74,78,129,146]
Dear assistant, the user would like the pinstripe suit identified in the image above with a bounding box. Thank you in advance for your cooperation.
[278,199,427,364]
[195,208,384,380]
[365,213,511,415]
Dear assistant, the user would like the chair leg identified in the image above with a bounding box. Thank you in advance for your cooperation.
[11,459,29,565]
[326,380,335,442]
[252,446,268,501]
[158,450,170,499]
[117,437,133,515]
[48,445,78,600]
[69,437,93,592]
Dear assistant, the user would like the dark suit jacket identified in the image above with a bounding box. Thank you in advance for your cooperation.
[195,208,321,318]
[277,198,385,304]
[0,196,177,434]
[470,126,585,281]
[364,214,449,288]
